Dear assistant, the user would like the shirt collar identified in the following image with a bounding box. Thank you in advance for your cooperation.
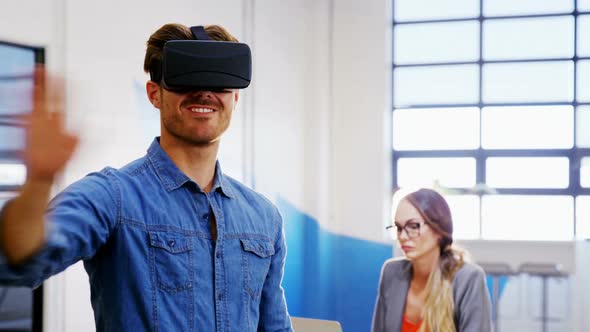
[212,159,235,198]
[147,138,235,198]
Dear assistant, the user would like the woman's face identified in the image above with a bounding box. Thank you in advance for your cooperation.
[394,199,441,262]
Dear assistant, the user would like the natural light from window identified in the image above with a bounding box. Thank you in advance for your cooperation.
[392,0,589,241]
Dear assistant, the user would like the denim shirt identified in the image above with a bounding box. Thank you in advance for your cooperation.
[0,138,292,332]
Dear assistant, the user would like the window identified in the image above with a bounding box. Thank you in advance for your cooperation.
[392,0,590,240]
[0,40,43,332]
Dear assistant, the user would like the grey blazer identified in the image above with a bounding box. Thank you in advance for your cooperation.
[371,258,492,332]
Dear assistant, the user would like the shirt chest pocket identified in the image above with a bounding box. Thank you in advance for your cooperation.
[149,231,194,293]
[240,238,274,299]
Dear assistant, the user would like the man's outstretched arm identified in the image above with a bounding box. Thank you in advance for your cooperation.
[0,65,78,265]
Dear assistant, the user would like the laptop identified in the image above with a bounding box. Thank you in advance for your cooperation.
[290,317,343,332]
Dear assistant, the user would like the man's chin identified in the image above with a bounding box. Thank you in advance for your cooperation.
[185,135,222,146]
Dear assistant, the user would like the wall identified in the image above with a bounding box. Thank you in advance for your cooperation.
[276,1,394,331]
[331,0,393,243]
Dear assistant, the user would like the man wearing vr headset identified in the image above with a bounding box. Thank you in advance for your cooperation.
[0,23,292,331]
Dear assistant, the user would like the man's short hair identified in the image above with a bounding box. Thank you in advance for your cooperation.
[143,23,238,76]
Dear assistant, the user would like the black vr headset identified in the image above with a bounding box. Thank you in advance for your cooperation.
[149,26,252,92]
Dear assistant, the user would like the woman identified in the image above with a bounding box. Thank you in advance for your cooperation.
[372,188,491,332]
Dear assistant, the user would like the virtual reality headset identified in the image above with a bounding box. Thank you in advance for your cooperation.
[149,26,252,91]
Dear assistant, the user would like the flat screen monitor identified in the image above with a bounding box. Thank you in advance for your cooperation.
[0,40,44,332]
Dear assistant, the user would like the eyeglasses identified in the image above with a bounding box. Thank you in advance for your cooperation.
[385,221,425,239]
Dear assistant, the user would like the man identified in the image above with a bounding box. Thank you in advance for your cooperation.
[0,23,292,331]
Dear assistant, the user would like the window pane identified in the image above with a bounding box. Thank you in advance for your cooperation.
[394,0,479,21]
[580,0,590,11]
[578,60,590,102]
[0,126,25,150]
[0,44,35,76]
[393,107,479,150]
[394,65,479,107]
[483,16,574,60]
[582,158,590,188]
[483,61,574,103]
[484,0,573,16]
[0,163,26,186]
[578,106,590,147]
[482,106,573,149]
[0,80,33,116]
[482,195,573,240]
[395,21,479,64]
[486,157,569,188]
[0,42,35,332]
[397,157,476,188]
[445,194,480,239]
[576,196,590,239]
[579,15,590,57]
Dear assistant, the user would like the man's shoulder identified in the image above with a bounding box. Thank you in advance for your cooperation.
[93,155,151,181]
[223,175,277,210]
[115,154,151,176]
[63,156,150,192]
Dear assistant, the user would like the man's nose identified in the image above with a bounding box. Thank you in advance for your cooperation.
[193,89,214,98]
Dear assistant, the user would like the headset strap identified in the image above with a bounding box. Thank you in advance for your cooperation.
[190,26,211,40]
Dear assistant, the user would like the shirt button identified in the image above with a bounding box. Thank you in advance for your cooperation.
[203,213,209,220]
[218,293,224,301]
[216,251,221,259]
[168,240,176,247]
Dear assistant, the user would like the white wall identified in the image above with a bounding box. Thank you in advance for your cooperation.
[331,0,392,241]
[250,0,308,208]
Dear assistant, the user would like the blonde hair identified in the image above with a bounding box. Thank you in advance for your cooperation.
[418,247,467,332]
[401,188,469,332]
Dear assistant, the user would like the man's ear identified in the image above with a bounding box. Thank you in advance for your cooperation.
[146,81,162,109]
[234,90,240,104]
